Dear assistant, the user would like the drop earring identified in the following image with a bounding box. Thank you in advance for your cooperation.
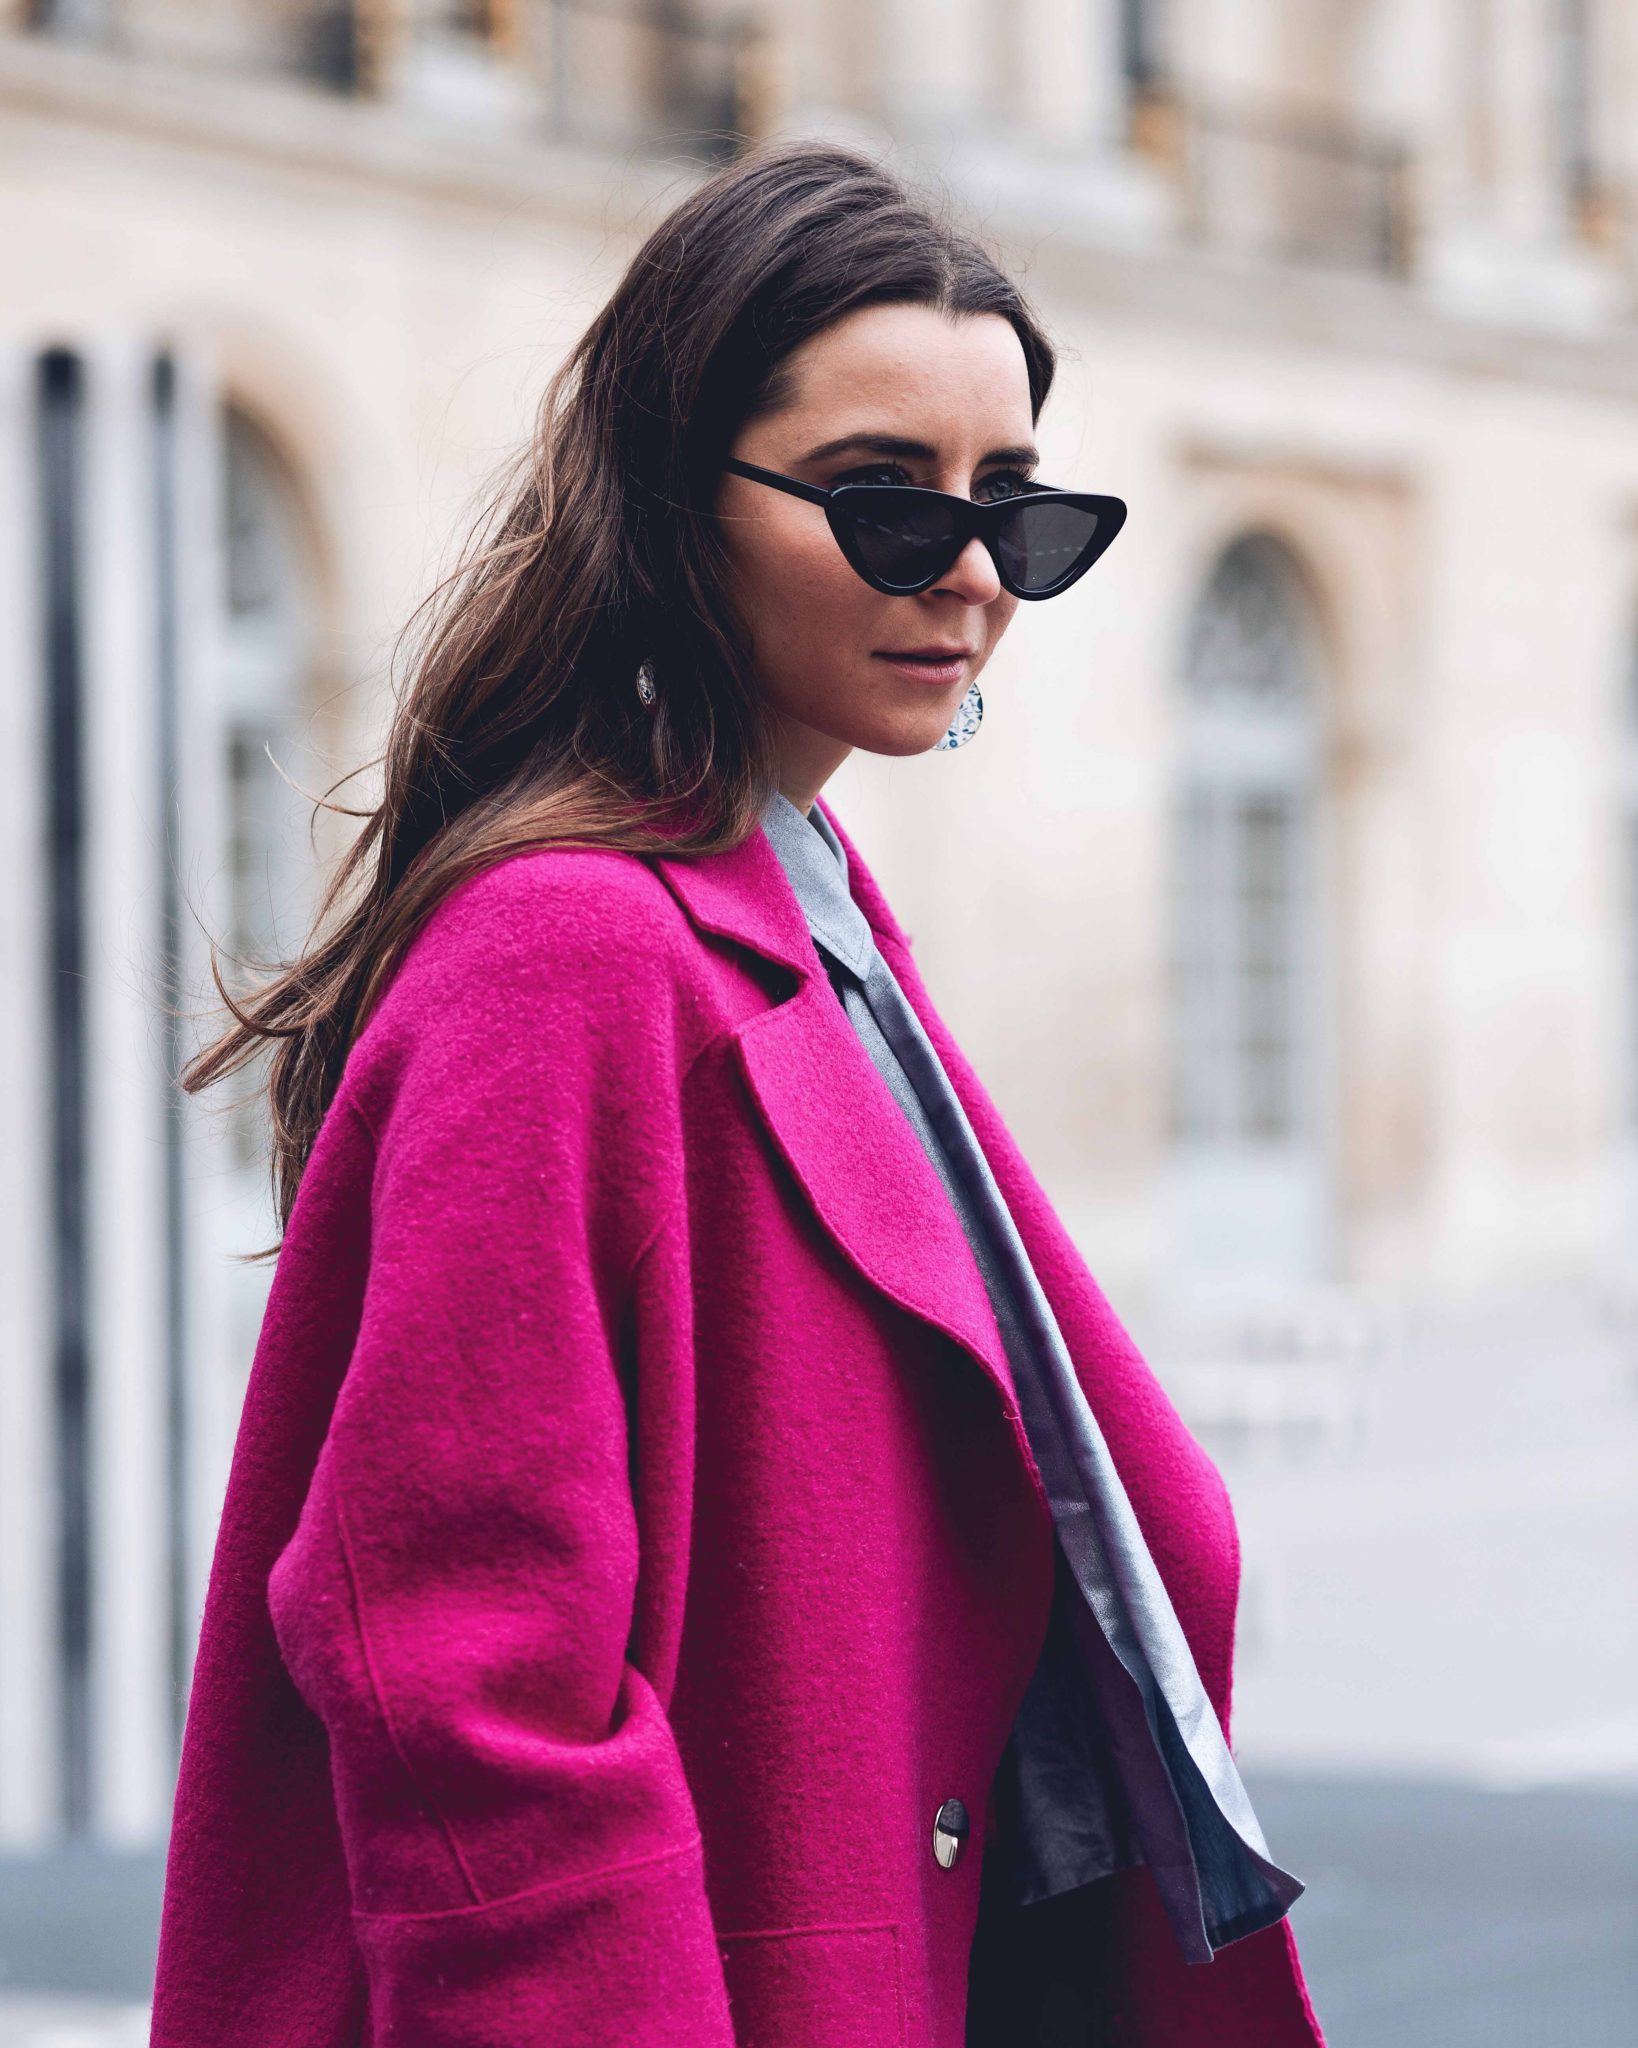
[635,656,657,708]
[934,679,983,751]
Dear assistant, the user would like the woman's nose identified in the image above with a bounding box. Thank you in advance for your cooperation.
[931,534,1001,605]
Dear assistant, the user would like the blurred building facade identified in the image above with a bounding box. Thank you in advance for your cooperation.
[2,0,1637,1989]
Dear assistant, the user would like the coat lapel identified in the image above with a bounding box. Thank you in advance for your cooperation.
[649,804,1046,1514]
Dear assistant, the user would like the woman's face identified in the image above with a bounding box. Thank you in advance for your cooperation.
[715,302,1039,807]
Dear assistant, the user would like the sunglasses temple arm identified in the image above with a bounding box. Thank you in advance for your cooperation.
[723,458,832,509]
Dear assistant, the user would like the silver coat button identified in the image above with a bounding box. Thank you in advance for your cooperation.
[932,1796,969,1869]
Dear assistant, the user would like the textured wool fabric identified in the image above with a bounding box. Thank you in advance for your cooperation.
[149,794,1327,2048]
[757,788,1304,1965]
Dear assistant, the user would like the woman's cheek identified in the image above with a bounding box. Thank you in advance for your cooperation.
[983,595,1019,657]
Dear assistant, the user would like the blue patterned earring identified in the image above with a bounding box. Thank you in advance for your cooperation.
[935,680,983,751]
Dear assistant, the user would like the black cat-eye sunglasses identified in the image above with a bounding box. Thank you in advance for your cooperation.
[721,456,1128,600]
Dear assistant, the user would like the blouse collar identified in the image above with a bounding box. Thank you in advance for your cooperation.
[757,786,876,982]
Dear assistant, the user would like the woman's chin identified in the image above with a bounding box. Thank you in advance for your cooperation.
[836,703,966,758]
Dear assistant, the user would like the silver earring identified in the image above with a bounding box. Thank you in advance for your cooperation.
[934,680,982,751]
[635,656,657,708]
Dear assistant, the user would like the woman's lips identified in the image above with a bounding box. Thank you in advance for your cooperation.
[872,651,970,686]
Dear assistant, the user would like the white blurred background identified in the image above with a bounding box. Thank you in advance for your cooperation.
[0,4,1635,2043]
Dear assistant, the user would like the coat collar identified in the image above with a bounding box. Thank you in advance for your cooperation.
[647,789,915,985]
[650,793,1053,1536]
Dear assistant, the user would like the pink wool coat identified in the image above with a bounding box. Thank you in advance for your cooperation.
[150,793,1327,2048]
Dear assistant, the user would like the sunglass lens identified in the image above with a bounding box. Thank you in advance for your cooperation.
[843,490,963,591]
[996,499,1107,594]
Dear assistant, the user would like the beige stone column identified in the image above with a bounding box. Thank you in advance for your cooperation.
[877,0,995,129]
[79,332,177,1845]
[1006,0,1125,150]
[1484,0,1570,238]
[1585,0,1638,230]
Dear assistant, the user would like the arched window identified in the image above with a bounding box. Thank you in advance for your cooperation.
[1168,532,1330,1287]
[2,356,330,1850]
[1611,607,1638,1277]
[1623,618,1638,1139]
[217,410,320,1175]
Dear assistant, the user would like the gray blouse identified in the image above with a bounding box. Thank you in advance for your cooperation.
[757,785,1303,1964]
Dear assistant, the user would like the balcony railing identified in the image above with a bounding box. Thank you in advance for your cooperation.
[1132,83,1414,279]
[13,1,777,162]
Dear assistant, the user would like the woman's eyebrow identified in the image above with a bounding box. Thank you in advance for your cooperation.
[798,432,1040,467]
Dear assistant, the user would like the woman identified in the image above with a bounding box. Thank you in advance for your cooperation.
[151,140,1327,2048]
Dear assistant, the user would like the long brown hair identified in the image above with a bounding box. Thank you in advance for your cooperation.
[184,136,1057,1251]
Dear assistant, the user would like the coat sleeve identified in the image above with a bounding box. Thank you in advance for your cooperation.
[266,854,737,2047]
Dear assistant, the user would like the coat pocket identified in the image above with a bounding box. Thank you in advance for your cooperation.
[716,1919,907,2048]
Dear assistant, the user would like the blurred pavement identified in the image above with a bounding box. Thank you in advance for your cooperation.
[1249,1773,1638,2048]
[1219,1290,1638,1794]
